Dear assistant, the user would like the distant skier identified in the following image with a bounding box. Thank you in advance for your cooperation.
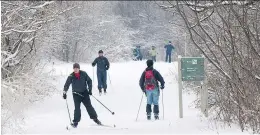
[63,63,101,128]
[149,46,157,62]
[164,41,175,63]
[139,60,165,120]
[136,46,143,61]
[92,50,110,95]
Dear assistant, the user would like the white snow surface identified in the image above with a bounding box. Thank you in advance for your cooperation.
[22,61,246,134]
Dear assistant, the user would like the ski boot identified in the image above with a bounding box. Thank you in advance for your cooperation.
[98,88,102,96]
[147,113,151,120]
[154,113,159,120]
[93,118,102,125]
[104,88,107,95]
[71,122,78,128]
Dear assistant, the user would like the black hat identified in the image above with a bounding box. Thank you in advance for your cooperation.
[146,60,154,67]
[98,50,103,53]
[73,63,80,69]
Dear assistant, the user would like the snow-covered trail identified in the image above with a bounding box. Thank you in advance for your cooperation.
[23,61,245,134]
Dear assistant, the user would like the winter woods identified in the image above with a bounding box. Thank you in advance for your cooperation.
[2,0,259,134]
[1,1,74,133]
[159,0,260,133]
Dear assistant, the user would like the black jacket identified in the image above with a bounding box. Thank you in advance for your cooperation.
[92,56,110,72]
[64,70,92,93]
[139,67,165,91]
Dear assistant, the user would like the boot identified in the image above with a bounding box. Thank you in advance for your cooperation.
[154,113,159,120]
[147,112,151,120]
[146,104,152,120]
[70,122,78,128]
[153,105,159,120]
[98,88,102,96]
[104,88,107,94]
[93,118,102,125]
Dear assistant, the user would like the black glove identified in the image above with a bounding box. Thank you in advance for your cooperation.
[63,91,67,99]
[92,63,95,67]
[88,91,92,95]
[106,66,109,70]
[160,85,165,90]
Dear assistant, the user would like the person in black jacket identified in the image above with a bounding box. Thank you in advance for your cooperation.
[63,63,101,128]
[139,60,165,120]
[92,50,110,95]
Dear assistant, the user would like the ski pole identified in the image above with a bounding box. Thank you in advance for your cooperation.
[92,67,95,84]
[91,95,115,115]
[162,90,165,120]
[65,98,72,124]
[135,93,144,121]
[108,71,112,85]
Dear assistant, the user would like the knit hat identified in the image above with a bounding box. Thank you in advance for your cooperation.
[73,63,80,69]
[98,50,103,54]
[146,60,153,67]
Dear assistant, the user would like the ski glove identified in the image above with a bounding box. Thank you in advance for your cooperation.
[63,91,67,99]
[160,85,165,90]
[88,91,92,95]
[92,63,95,67]
[106,66,109,70]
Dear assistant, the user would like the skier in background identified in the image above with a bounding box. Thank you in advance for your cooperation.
[133,48,138,61]
[92,50,110,95]
[164,41,175,63]
[63,63,101,128]
[139,60,165,120]
[149,46,157,62]
[136,46,143,61]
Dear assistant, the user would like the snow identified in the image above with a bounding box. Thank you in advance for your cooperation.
[21,61,246,134]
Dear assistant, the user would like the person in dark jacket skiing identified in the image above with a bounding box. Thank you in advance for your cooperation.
[139,60,165,120]
[92,50,110,95]
[63,63,101,128]
[164,41,175,63]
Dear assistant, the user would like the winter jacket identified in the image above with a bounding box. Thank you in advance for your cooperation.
[92,56,110,72]
[139,67,165,91]
[164,44,175,54]
[64,70,92,93]
[149,49,157,56]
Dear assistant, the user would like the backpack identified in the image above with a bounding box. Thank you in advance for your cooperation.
[144,70,157,90]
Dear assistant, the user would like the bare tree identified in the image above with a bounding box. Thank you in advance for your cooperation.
[159,0,260,133]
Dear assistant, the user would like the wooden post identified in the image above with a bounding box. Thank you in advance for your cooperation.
[178,55,183,118]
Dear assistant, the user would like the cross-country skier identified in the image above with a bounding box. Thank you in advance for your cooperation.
[164,41,175,63]
[149,46,157,62]
[139,60,165,120]
[136,46,143,61]
[92,50,110,95]
[63,63,101,128]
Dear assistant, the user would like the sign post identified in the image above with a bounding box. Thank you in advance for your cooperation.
[178,56,183,118]
[178,56,205,118]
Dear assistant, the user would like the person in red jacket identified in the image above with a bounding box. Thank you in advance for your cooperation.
[139,60,165,120]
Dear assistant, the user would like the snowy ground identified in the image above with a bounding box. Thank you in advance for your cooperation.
[22,61,246,134]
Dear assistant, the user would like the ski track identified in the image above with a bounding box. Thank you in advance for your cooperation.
[22,61,246,134]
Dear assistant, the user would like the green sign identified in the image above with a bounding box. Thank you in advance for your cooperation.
[181,57,204,81]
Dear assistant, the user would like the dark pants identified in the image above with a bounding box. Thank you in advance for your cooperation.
[152,56,156,62]
[73,92,97,124]
[97,71,107,90]
[165,52,172,63]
